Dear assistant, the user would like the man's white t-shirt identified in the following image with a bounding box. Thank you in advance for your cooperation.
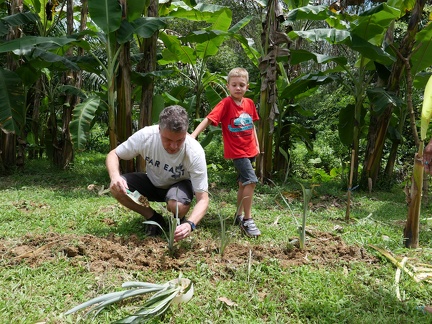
[115,125,208,192]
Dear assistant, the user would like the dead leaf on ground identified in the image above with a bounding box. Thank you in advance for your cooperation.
[218,297,238,307]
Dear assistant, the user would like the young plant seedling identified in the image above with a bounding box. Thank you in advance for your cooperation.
[143,188,180,256]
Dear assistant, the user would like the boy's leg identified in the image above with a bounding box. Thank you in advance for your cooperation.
[233,157,258,218]
[238,182,256,220]
[232,158,261,237]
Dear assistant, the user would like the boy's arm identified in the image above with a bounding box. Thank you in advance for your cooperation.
[190,117,211,139]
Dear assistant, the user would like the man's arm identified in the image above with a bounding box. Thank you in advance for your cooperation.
[424,138,432,174]
[174,191,209,241]
[190,117,211,139]
[106,149,128,194]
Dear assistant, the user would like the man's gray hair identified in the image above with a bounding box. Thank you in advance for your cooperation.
[159,105,189,133]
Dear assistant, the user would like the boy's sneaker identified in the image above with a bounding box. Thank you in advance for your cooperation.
[240,218,261,237]
[234,214,244,225]
[145,212,166,237]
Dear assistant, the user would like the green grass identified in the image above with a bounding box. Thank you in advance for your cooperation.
[1,152,432,323]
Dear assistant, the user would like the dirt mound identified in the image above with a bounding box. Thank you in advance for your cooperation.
[0,230,378,274]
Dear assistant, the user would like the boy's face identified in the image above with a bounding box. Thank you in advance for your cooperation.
[227,76,249,101]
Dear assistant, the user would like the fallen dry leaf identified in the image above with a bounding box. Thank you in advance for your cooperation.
[217,297,238,307]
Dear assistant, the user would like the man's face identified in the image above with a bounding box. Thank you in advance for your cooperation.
[227,76,249,101]
[159,128,186,154]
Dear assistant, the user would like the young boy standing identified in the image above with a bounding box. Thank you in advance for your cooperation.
[191,67,261,237]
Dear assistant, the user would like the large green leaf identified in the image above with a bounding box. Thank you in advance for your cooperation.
[411,23,432,77]
[0,69,26,134]
[349,34,394,65]
[281,73,338,99]
[228,15,253,34]
[166,2,231,29]
[182,29,226,44]
[88,0,122,34]
[366,87,402,115]
[69,96,100,150]
[290,49,347,66]
[15,65,42,86]
[0,12,39,36]
[158,32,196,65]
[31,48,80,70]
[232,33,260,66]
[283,0,310,10]
[117,17,167,44]
[285,5,330,23]
[351,3,401,45]
[126,0,147,21]
[288,28,350,44]
[338,104,355,146]
[0,35,86,54]
[188,30,226,58]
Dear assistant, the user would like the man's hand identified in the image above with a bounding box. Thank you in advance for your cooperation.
[174,223,193,242]
[424,139,432,174]
[109,175,128,195]
[106,149,128,194]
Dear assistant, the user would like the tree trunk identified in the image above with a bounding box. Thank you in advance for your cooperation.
[404,150,423,248]
[136,0,159,172]
[361,0,426,190]
[53,0,76,168]
[1,0,23,172]
[116,0,134,173]
[29,77,43,159]
[256,0,284,182]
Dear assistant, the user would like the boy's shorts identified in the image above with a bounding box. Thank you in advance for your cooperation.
[233,157,258,186]
[121,172,193,205]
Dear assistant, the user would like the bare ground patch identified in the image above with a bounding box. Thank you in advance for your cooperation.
[0,230,378,274]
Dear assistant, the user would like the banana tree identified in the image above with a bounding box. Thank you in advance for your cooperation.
[362,0,429,190]
[284,2,401,185]
[275,1,432,189]
[157,3,254,119]
[404,75,432,248]
[0,0,89,170]
[67,1,166,151]
[0,0,24,172]
[69,1,236,152]
[255,0,291,181]
[0,27,85,170]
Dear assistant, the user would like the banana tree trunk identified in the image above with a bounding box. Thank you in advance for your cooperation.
[256,0,283,181]
[1,0,22,171]
[137,0,159,172]
[404,146,423,248]
[53,0,76,168]
[117,41,134,173]
[115,0,134,173]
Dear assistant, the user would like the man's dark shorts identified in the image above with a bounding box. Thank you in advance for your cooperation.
[233,157,258,186]
[122,172,193,205]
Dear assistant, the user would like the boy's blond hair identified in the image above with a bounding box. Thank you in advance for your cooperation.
[227,67,249,83]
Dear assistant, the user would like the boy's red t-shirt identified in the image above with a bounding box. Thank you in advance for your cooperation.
[206,96,259,159]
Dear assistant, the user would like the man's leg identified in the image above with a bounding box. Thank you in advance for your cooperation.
[109,173,167,236]
[110,172,166,220]
[165,180,193,219]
